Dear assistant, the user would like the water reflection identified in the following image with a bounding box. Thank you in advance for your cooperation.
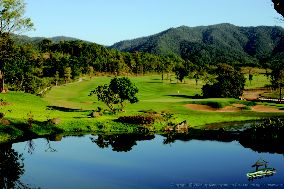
[87,130,284,155]
[90,134,155,152]
[162,129,284,154]
[0,144,32,189]
[45,140,57,153]
[24,140,35,154]
[7,133,284,189]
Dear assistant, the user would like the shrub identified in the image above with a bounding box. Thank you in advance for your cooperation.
[205,101,224,109]
[240,101,257,107]
[243,106,252,110]
[116,114,159,125]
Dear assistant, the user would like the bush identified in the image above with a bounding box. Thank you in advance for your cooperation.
[243,106,252,110]
[240,101,257,107]
[191,101,228,109]
[205,101,224,109]
[116,114,159,125]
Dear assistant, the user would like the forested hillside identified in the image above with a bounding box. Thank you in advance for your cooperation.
[12,34,83,45]
[1,36,183,94]
[1,24,284,95]
[111,23,284,66]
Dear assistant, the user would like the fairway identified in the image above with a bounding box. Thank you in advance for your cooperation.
[43,75,284,127]
[1,74,284,143]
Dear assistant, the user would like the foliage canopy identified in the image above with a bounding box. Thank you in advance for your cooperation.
[90,77,139,112]
[202,64,246,98]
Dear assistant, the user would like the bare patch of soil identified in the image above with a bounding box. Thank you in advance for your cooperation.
[0,102,10,106]
[185,104,245,112]
[241,88,272,100]
[186,103,284,113]
[251,105,284,113]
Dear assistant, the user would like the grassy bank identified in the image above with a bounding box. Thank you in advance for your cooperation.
[1,75,284,143]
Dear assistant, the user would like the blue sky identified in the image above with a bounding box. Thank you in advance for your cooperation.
[24,0,283,45]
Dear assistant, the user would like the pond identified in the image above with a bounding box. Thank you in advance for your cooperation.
[1,134,284,189]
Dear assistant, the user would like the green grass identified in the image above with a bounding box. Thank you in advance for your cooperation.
[0,74,283,143]
[188,98,238,108]
[43,75,284,126]
[244,74,271,89]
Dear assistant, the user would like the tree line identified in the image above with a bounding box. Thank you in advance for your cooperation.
[0,0,283,101]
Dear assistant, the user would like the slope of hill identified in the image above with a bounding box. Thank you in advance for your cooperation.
[110,23,284,65]
[12,34,84,45]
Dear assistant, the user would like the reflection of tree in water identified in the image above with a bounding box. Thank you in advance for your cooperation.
[24,140,35,155]
[90,134,155,152]
[45,140,57,153]
[240,119,284,154]
[162,127,284,155]
[0,144,35,189]
[91,128,284,154]
[239,137,284,154]
[162,129,236,145]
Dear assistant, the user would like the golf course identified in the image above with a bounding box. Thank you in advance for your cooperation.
[1,73,283,143]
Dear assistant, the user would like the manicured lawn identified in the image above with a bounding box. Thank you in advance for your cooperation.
[1,74,283,143]
[43,75,284,127]
[244,74,270,89]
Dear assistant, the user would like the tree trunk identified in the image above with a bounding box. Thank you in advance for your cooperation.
[0,70,4,93]
[280,86,282,102]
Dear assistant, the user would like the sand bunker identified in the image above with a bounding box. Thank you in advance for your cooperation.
[251,105,284,113]
[185,104,245,112]
[185,104,284,113]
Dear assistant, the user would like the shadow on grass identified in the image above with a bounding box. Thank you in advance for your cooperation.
[47,106,89,112]
[147,81,163,84]
[73,116,88,119]
[166,95,204,99]
[13,120,63,137]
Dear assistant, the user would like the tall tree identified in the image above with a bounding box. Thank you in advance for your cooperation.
[202,64,246,98]
[0,0,34,92]
[89,77,139,112]
[271,68,284,102]
[64,67,72,83]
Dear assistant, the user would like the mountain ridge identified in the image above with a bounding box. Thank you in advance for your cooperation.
[110,23,284,65]
[12,34,89,45]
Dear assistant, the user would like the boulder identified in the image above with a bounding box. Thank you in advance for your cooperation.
[89,111,101,118]
[48,118,61,125]
[0,118,11,126]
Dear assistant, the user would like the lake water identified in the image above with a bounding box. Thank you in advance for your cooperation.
[1,134,284,189]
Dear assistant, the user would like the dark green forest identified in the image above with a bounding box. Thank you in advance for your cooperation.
[111,23,284,67]
[0,24,284,96]
[0,35,186,94]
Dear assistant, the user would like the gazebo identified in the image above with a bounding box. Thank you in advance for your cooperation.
[251,159,268,171]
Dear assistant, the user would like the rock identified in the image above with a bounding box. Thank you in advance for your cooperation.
[89,111,101,118]
[175,120,189,133]
[0,118,11,126]
[164,126,174,132]
[48,118,61,125]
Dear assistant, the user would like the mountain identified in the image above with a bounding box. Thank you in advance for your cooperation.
[110,23,284,65]
[12,34,85,45]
